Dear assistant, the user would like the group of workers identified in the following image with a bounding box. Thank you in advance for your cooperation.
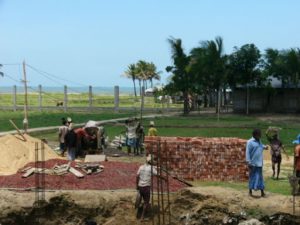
[246,128,300,197]
[58,117,106,161]
[58,117,158,161]
[124,118,157,156]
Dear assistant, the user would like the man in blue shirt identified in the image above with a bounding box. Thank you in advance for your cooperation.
[246,129,267,197]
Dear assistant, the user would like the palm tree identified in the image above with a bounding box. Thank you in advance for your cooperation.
[123,64,137,97]
[146,62,161,88]
[196,36,227,110]
[136,60,148,95]
[165,37,191,114]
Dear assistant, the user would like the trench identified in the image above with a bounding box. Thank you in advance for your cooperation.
[1,190,300,225]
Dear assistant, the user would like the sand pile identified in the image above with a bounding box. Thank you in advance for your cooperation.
[0,134,59,175]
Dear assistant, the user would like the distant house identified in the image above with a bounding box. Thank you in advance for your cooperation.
[233,77,300,113]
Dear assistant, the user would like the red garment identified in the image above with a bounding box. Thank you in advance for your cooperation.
[75,128,88,139]
[295,145,300,171]
[75,128,96,141]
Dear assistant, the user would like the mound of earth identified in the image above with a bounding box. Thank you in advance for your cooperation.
[0,187,299,225]
[0,134,59,175]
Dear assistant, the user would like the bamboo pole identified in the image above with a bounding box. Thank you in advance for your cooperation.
[9,119,27,141]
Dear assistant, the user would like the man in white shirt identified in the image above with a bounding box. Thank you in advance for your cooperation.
[136,155,157,220]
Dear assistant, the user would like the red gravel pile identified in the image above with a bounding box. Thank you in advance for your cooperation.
[0,159,187,192]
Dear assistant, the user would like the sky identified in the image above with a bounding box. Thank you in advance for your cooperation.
[1,0,300,88]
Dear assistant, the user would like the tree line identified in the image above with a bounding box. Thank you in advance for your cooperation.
[165,36,300,114]
[122,37,300,114]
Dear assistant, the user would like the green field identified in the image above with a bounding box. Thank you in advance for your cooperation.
[0,111,134,132]
[0,92,181,108]
[23,113,300,156]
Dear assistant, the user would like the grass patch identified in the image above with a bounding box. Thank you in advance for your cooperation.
[191,178,292,196]
[0,111,134,132]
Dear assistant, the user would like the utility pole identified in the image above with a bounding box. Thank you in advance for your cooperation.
[22,60,29,133]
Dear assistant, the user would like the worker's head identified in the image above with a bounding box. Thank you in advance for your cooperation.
[149,121,155,127]
[67,117,72,124]
[146,154,152,164]
[252,128,262,140]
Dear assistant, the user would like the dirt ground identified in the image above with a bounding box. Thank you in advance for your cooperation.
[0,128,299,224]
[0,152,298,225]
[0,185,299,225]
[0,151,299,225]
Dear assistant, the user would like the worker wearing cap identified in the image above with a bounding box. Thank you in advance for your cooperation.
[136,155,157,220]
[148,121,157,136]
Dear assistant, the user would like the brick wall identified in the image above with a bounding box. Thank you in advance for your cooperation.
[144,136,248,181]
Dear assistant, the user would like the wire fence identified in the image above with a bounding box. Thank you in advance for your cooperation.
[0,85,182,112]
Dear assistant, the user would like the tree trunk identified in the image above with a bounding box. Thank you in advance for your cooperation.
[138,80,142,96]
[150,78,153,88]
[223,87,227,105]
[246,85,250,115]
[183,91,189,115]
[204,91,208,108]
[132,78,137,97]
[209,90,214,107]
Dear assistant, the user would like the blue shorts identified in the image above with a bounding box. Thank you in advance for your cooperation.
[127,138,137,147]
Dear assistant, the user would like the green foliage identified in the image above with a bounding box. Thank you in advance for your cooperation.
[122,60,161,97]
[165,37,192,114]
[264,48,300,87]
[227,44,263,88]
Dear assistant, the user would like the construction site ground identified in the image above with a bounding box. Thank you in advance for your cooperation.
[0,154,299,224]
[1,114,300,224]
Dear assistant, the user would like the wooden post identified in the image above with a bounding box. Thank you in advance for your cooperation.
[13,85,17,112]
[22,61,29,133]
[38,84,42,112]
[64,85,68,112]
[89,85,93,111]
[114,85,119,112]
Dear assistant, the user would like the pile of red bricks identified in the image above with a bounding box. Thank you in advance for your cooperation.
[145,136,248,181]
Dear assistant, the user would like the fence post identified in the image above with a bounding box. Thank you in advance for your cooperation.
[38,85,42,112]
[114,85,119,112]
[64,85,68,112]
[89,85,93,111]
[13,85,17,112]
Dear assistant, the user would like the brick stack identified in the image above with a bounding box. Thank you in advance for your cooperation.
[145,136,248,181]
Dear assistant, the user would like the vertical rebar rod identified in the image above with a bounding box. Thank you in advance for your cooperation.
[41,141,45,202]
[165,141,171,224]
[151,145,155,225]
[158,141,165,224]
[35,142,39,205]
[156,142,161,225]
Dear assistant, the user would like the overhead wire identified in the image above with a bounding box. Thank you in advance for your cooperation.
[25,63,88,103]
[26,63,88,87]
[26,64,87,99]
[2,72,62,104]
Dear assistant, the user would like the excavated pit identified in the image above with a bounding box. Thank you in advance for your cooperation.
[0,189,299,225]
